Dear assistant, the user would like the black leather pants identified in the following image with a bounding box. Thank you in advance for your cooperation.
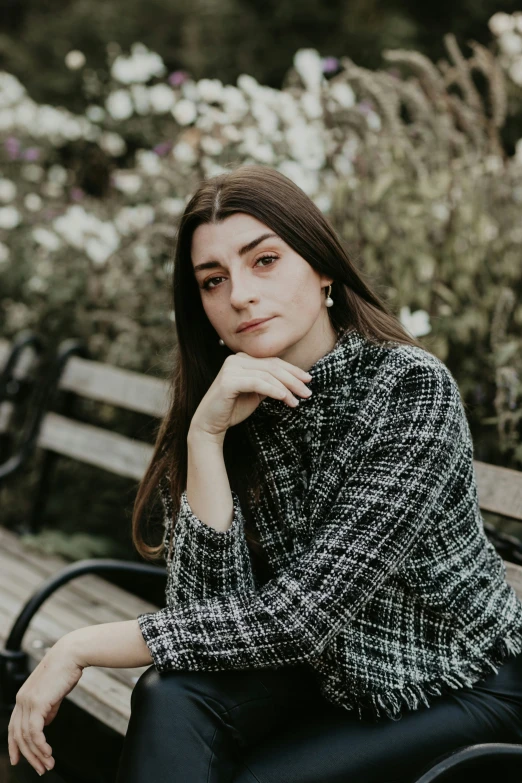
[114,650,522,783]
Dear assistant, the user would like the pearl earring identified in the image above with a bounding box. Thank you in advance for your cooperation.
[218,338,225,346]
[325,284,334,307]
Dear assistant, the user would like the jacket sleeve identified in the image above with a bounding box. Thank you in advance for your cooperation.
[158,475,257,605]
[138,360,466,673]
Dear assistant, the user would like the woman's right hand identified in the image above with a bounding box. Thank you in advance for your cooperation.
[189,352,313,440]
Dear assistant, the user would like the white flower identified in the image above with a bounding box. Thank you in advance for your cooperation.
[106,89,134,120]
[62,117,84,140]
[110,43,166,84]
[130,84,150,115]
[237,73,262,99]
[221,86,249,122]
[114,204,155,235]
[148,83,175,113]
[99,131,127,157]
[222,124,242,142]
[277,160,319,196]
[399,306,431,337]
[48,164,68,185]
[509,59,522,86]
[112,171,143,194]
[0,72,25,108]
[14,98,37,127]
[172,140,198,165]
[489,12,516,36]
[22,164,44,182]
[366,111,382,131]
[0,107,14,130]
[251,102,279,136]
[84,238,112,266]
[329,81,356,109]
[136,149,162,175]
[498,31,522,56]
[196,78,224,103]
[27,276,48,293]
[86,105,106,122]
[133,244,152,272]
[171,98,197,125]
[52,206,120,262]
[33,105,65,136]
[32,227,62,251]
[301,91,323,120]
[0,178,17,202]
[200,136,223,156]
[65,50,86,70]
[285,123,325,169]
[159,197,186,216]
[313,193,331,212]
[515,138,522,165]
[0,241,10,264]
[293,49,324,93]
[0,206,21,229]
[431,203,450,222]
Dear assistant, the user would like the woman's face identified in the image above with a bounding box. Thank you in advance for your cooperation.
[191,212,336,367]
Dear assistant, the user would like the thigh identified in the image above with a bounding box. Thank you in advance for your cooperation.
[235,652,522,783]
[116,661,317,783]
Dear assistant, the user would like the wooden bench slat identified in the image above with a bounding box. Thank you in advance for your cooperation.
[0,527,163,619]
[474,460,522,522]
[58,356,169,418]
[37,412,154,480]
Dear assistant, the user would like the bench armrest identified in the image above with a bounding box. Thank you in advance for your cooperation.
[0,558,166,712]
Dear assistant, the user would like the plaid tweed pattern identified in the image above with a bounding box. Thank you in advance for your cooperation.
[137,327,522,721]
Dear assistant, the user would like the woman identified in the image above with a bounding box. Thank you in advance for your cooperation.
[8,164,522,782]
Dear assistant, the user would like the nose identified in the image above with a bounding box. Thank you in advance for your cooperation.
[229,276,258,309]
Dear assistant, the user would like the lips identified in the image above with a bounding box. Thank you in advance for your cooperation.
[238,317,273,333]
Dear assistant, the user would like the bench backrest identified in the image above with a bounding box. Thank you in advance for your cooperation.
[37,355,169,480]
[36,354,522,518]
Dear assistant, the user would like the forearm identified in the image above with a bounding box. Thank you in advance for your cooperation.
[186,427,234,533]
[61,620,154,669]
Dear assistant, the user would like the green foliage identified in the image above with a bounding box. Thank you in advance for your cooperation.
[1,16,522,559]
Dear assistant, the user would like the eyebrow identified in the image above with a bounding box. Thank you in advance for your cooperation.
[193,232,279,275]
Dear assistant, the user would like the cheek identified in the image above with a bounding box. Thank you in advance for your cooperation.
[283,275,321,314]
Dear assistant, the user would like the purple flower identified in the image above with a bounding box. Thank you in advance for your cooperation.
[357,99,374,115]
[168,70,188,87]
[4,136,21,160]
[322,56,340,74]
[22,147,41,161]
[153,141,173,157]
[70,187,85,202]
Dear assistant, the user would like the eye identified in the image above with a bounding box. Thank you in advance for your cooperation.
[201,255,278,290]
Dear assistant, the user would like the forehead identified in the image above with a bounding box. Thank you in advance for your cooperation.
[191,214,281,271]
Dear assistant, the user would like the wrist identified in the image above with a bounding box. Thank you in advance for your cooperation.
[188,426,225,448]
[56,629,90,669]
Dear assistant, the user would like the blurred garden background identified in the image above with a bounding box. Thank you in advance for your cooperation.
[1,0,522,565]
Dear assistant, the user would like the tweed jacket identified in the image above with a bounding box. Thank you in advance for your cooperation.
[137,327,522,721]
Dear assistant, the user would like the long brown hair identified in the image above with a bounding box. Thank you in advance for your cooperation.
[131,163,427,570]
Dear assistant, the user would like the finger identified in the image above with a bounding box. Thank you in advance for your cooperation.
[29,709,54,767]
[251,368,312,403]
[19,703,49,776]
[8,706,21,765]
[233,372,300,407]
[235,356,312,398]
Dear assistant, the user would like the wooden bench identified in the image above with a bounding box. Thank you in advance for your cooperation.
[1,339,522,746]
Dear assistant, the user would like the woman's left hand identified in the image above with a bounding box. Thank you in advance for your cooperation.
[7,637,86,776]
